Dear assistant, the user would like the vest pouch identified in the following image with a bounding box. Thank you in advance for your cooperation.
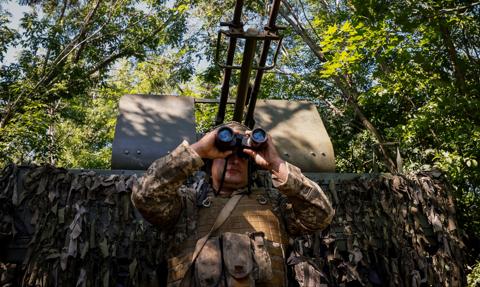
[291,261,325,287]
[194,237,223,287]
[222,232,255,287]
[250,232,272,282]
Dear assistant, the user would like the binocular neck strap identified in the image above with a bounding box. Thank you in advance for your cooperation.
[216,157,229,195]
[248,159,252,195]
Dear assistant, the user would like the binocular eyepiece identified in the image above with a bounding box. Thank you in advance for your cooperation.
[215,127,268,154]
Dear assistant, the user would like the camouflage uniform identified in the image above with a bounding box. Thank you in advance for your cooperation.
[131,141,334,286]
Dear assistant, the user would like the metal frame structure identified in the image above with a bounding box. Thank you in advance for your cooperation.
[109,0,335,172]
[214,0,284,126]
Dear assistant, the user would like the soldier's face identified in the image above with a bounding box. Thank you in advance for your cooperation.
[212,153,248,191]
[211,128,249,192]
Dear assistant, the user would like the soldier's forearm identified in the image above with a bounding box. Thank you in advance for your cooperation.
[131,141,204,226]
[147,140,204,184]
[273,162,335,231]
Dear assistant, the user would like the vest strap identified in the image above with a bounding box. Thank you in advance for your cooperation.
[180,193,244,287]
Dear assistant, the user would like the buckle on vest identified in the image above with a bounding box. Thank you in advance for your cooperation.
[201,197,212,208]
[256,194,268,205]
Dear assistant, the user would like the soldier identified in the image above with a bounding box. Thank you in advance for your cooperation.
[131,121,334,286]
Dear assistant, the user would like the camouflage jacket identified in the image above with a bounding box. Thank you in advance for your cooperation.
[131,141,334,239]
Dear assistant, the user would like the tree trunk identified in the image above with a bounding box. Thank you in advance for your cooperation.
[438,17,467,96]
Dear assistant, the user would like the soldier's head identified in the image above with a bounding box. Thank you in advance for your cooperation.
[211,122,250,193]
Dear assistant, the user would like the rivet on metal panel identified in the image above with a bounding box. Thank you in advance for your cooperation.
[136,150,141,155]
[310,152,316,157]
[124,150,129,155]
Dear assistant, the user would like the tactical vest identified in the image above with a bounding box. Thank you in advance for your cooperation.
[166,188,289,287]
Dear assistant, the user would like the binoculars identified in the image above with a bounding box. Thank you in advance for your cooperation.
[215,126,268,154]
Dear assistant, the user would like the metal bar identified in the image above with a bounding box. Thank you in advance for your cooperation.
[244,0,282,128]
[194,98,236,104]
[266,0,282,30]
[220,30,281,40]
[217,62,279,70]
[233,35,257,122]
[215,0,244,125]
[217,36,283,71]
[216,39,238,125]
[232,0,243,24]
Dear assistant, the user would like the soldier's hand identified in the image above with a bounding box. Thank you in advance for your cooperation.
[191,128,233,159]
[243,132,288,183]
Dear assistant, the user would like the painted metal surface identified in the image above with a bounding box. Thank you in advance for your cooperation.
[254,100,336,172]
[111,95,335,172]
[111,94,196,170]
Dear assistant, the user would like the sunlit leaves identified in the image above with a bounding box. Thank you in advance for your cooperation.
[0,11,19,62]
[0,0,191,165]
[319,21,363,77]
[55,90,118,169]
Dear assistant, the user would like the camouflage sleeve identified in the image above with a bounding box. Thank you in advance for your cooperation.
[131,140,204,228]
[272,162,334,235]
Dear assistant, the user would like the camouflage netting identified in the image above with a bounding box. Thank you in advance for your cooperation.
[0,165,164,286]
[291,173,466,286]
[0,165,466,286]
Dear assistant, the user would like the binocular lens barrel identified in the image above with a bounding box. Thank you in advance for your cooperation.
[215,126,267,151]
[217,127,235,143]
[251,128,267,144]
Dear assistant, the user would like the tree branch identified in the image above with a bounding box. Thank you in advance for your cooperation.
[280,0,327,62]
[87,9,180,75]
[280,0,398,173]
[438,16,467,96]
[2,0,110,129]
[41,0,69,77]
[74,0,124,63]
[439,2,480,13]
[297,0,322,42]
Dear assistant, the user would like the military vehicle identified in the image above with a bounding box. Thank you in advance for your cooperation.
[0,0,467,286]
